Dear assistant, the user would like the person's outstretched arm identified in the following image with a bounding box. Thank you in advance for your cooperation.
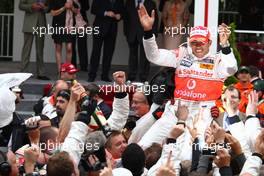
[138,4,181,68]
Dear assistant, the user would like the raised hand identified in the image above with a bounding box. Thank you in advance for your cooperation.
[211,121,225,143]
[176,105,189,121]
[218,23,231,46]
[24,146,40,173]
[156,151,176,176]
[113,71,126,85]
[169,124,185,139]
[113,71,126,92]
[246,90,258,117]
[205,126,215,146]
[225,133,242,156]
[214,149,231,168]
[137,4,155,31]
[192,113,207,136]
[70,82,86,102]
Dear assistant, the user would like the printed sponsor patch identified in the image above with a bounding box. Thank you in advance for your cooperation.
[201,58,214,64]
[200,63,214,70]
[180,55,194,67]
[180,59,193,67]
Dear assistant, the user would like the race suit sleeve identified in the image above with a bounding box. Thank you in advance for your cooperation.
[61,121,89,164]
[143,35,180,68]
[138,101,177,149]
[107,93,129,131]
[215,50,238,79]
[240,155,263,175]
[244,116,262,151]
[228,115,252,158]
[128,103,160,144]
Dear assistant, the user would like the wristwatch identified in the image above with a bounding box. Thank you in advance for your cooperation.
[166,138,177,144]
[176,120,186,128]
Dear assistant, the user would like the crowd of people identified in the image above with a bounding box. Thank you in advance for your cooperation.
[1,63,264,176]
[0,0,263,176]
[19,0,193,82]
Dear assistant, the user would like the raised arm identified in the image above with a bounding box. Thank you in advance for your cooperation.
[58,83,85,142]
[107,71,129,131]
[215,23,238,79]
[138,4,180,68]
[61,97,97,164]
[240,130,264,175]
[244,91,262,148]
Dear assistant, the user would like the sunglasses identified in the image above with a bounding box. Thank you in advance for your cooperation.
[57,90,70,98]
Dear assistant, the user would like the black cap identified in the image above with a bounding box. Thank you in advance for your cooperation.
[238,66,250,74]
[253,79,264,91]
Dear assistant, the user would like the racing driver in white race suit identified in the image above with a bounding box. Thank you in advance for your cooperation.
[135,4,238,151]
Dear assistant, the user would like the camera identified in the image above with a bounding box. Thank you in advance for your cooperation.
[201,148,217,156]
[80,146,107,172]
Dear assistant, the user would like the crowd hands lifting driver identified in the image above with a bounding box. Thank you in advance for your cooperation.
[1,75,264,176]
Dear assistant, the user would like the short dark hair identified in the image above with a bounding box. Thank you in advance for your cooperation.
[56,89,71,101]
[144,143,162,169]
[86,83,101,98]
[122,143,146,176]
[47,151,74,176]
[249,65,260,78]
[180,160,192,176]
[39,127,58,152]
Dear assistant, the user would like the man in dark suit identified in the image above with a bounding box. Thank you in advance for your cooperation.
[88,0,124,82]
[123,0,158,82]
[19,0,50,80]
[72,0,90,71]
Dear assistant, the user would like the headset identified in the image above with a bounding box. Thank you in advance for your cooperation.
[0,150,11,176]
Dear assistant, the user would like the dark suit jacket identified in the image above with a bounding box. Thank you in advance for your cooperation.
[123,0,159,43]
[79,0,89,22]
[91,0,124,37]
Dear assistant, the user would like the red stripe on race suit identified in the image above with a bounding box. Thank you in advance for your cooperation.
[174,77,223,101]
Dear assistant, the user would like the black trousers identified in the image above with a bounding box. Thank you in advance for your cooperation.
[72,33,88,71]
[89,26,117,79]
[128,40,150,81]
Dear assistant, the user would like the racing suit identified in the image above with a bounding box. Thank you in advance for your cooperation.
[138,34,238,150]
